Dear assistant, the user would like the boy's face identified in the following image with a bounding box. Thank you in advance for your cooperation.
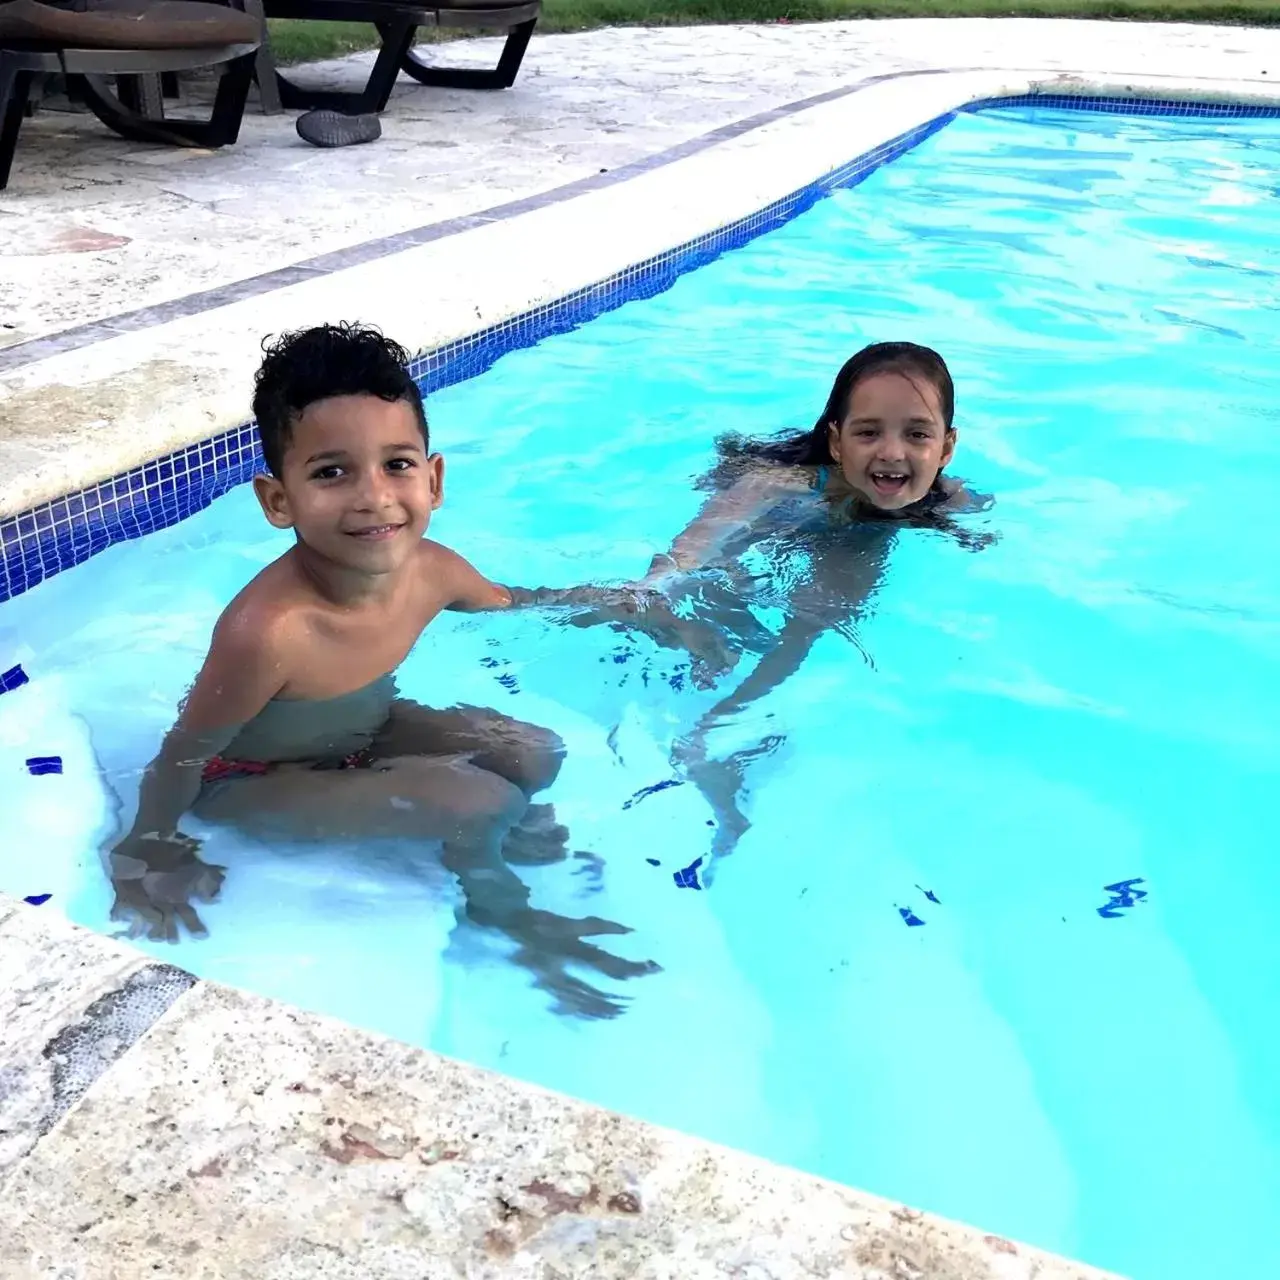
[827,371,955,510]
[254,394,441,574]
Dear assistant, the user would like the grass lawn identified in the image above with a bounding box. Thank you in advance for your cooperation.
[268,0,1280,64]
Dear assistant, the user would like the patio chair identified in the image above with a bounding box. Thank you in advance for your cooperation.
[259,0,540,116]
[0,0,260,189]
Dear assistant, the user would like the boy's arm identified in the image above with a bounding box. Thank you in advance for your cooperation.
[432,543,640,615]
[110,610,289,942]
[123,610,287,849]
[431,545,737,688]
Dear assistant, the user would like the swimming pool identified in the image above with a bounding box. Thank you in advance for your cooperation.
[3,99,1279,1279]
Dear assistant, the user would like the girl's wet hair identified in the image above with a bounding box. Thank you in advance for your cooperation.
[252,322,428,476]
[716,341,955,470]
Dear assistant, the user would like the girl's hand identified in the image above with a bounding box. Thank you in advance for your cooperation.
[643,549,715,588]
[642,551,686,586]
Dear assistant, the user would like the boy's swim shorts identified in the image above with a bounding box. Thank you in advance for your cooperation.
[200,746,374,784]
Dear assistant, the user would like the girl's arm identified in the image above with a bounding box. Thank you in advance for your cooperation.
[646,466,812,579]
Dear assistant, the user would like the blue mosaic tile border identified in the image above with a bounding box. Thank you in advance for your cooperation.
[3,89,1277,603]
[0,111,951,605]
[404,108,956,393]
[965,92,1280,119]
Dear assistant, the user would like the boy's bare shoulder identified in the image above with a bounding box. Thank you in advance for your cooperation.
[212,554,308,657]
[417,537,456,564]
[418,538,504,603]
[417,537,480,579]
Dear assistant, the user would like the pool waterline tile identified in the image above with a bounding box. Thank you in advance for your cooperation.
[4,88,1280,605]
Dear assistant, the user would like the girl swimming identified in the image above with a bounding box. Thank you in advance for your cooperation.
[648,342,993,869]
[647,341,980,581]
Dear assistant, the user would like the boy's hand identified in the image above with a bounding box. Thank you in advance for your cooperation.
[109,832,225,942]
[563,587,739,689]
[508,910,660,1021]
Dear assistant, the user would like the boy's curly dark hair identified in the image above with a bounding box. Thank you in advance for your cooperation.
[251,322,428,476]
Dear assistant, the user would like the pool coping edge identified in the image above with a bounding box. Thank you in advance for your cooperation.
[0,892,1122,1279]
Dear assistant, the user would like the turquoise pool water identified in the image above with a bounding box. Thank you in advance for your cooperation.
[3,104,1279,1277]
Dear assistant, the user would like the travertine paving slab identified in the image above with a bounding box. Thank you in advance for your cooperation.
[0,901,194,1175]
[0,976,1117,1280]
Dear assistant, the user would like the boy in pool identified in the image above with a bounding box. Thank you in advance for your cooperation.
[645,342,993,869]
[109,323,731,1017]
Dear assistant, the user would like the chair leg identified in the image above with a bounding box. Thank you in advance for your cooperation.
[274,17,415,115]
[74,51,254,149]
[398,17,536,91]
[239,0,282,114]
[0,60,33,190]
[253,41,283,115]
[205,50,255,146]
[117,72,166,119]
[493,16,535,87]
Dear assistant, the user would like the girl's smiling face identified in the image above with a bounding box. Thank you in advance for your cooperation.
[827,370,955,510]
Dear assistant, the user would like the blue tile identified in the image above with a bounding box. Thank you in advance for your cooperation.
[1,663,29,694]
[963,93,1280,121]
[25,755,63,776]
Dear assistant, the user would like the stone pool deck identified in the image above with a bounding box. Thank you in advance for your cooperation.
[0,892,1117,1279]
